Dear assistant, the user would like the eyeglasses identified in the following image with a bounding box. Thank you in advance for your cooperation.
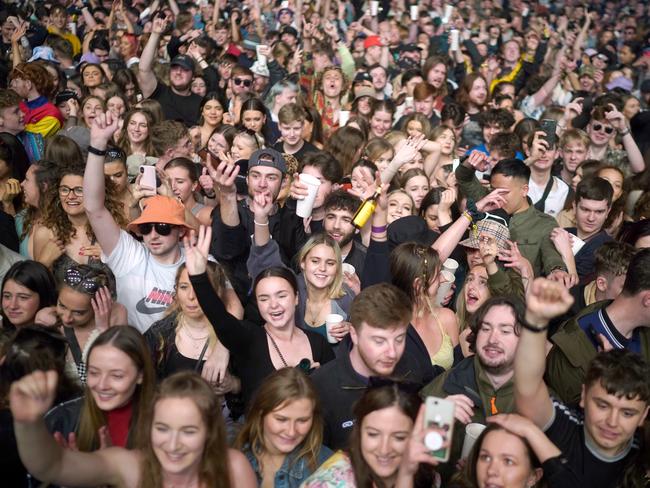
[138,222,174,236]
[59,186,84,197]
[592,123,614,134]
[64,267,101,294]
[234,77,252,87]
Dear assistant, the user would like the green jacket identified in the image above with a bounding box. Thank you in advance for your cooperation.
[456,164,566,276]
[546,300,650,406]
[488,267,525,301]
[420,356,515,479]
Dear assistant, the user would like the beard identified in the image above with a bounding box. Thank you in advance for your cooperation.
[478,348,514,376]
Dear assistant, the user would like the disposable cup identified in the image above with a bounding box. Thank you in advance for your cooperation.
[410,5,419,20]
[339,110,350,126]
[571,236,586,255]
[461,423,486,459]
[256,45,268,65]
[435,270,455,306]
[325,313,344,343]
[296,173,321,218]
[342,263,356,275]
[443,258,459,275]
[450,29,460,51]
[443,4,454,22]
[370,1,379,16]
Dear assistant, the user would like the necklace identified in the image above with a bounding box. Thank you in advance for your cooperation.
[181,320,209,349]
[265,328,289,367]
[305,298,330,327]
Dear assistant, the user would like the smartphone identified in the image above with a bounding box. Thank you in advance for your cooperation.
[540,119,558,147]
[197,146,219,164]
[139,165,157,189]
[424,396,455,463]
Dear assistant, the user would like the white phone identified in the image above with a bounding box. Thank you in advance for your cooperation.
[139,165,157,189]
[424,396,456,463]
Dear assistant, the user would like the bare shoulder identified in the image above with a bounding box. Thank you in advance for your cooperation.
[227,448,256,487]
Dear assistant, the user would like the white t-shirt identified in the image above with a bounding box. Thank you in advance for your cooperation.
[528,176,570,219]
[102,230,183,333]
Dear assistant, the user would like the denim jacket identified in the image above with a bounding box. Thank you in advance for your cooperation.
[243,444,333,488]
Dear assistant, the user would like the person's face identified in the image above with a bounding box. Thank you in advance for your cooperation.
[301,165,333,210]
[436,128,455,155]
[373,150,393,173]
[83,66,104,88]
[242,109,266,134]
[214,28,229,46]
[1,18,16,41]
[530,145,558,173]
[370,110,393,138]
[350,322,407,376]
[623,97,640,120]
[0,105,25,134]
[175,268,205,319]
[208,132,229,155]
[57,286,93,328]
[406,120,424,138]
[231,74,253,96]
[1,279,40,327]
[151,397,207,477]
[263,397,314,455]
[324,208,356,249]
[202,100,224,127]
[106,96,126,117]
[465,247,483,267]
[171,136,193,159]
[82,98,103,127]
[191,77,207,97]
[166,166,197,203]
[370,67,387,91]
[255,276,298,328]
[104,161,128,193]
[51,9,67,29]
[476,429,540,488]
[469,78,488,107]
[475,304,519,375]
[170,66,193,91]
[87,344,142,411]
[571,165,583,191]
[574,198,610,237]
[619,45,636,65]
[93,48,110,63]
[588,118,615,147]
[366,45,382,62]
[9,77,30,98]
[356,95,372,116]
[464,266,489,314]
[322,70,344,99]
[351,165,375,196]
[503,41,520,63]
[405,76,424,96]
[427,63,447,89]
[423,204,440,231]
[231,134,256,161]
[360,405,413,484]
[142,225,182,257]
[59,174,85,216]
[560,142,587,174]
[274,88,298,110]
[21,165,40,207]
[127,113,149,144]
[482,123,503,145]
[247,165,283,201]
[598,168,624,201]
[581,381,649,457]
[404,175,429,210]
[300,244,338,290]
[489,174,527,214]
[119,36,133,57]
[387,192,413,223]
[279,120,304,147]
[414,95,434,117]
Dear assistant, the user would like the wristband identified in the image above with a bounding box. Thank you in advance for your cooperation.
[619,129,630,136]
[521,320,549,333]
[254,219,269,226]
[204,191,216,199]
[87,145,107,156]
[371,225,387,233]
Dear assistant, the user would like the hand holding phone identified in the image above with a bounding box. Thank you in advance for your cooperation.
[424,396,455,463]
[540,119,558,147]
[139,165,157,189]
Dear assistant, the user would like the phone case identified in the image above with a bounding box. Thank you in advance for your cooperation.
[424,396,456,463]
[540,119,558,147]
[140,165,157,189]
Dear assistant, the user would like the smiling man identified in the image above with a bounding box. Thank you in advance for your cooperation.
[322,190,366,276]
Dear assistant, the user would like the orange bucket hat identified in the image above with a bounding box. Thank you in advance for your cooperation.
[127,195,195,234]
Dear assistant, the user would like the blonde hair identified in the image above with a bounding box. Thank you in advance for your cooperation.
[297,234,346,299]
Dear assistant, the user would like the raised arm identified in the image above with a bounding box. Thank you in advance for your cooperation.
[207,155,241,227]
[83,112,123,257]
[138,14,169,98]
[515,278,574,429]
[605,104,645,174]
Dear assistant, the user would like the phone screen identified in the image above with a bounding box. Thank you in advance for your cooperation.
[540,119,558,147]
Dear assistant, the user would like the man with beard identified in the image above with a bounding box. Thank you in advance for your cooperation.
[137,14,202,127]
[322,191,366,276]
[420,296,525,477]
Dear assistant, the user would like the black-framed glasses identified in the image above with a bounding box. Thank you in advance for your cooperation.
[64,267,101,294]
[234,77,252,87]
[592,123,614,134]
[59,186,84,197]
[138,223,174,236]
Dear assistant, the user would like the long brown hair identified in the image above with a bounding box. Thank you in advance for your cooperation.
[76,326,154,451]
[117,109,155,156]
[235,368,324,471]
[455,73,489,113]
[140,372,232,488]
[390,242,441,315]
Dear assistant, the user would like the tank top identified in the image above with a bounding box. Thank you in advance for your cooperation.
[429,312,455,371]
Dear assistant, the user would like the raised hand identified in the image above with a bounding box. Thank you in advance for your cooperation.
[0,178,21,203]
[478,233,498,266]
[9,370,58,423]
[525,277,574,326]
[151,14,170,34]
[397,404,440,478]
[212,161,239,195]
[391,134,427,167]
[289,174,309,201]
[476,188,508,212]
[446,394,475,424]
[605,103,628,131]
[182,225,211,276]
[549,227,573,256]
[92,286,113,332]
[250,192,273,221]
[199,167,215,194]
[465,149,490,172]
[90,111,120,147]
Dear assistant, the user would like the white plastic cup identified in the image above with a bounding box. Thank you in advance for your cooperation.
[295,173,321,218]
[443,5,454,22]
[571,236,586,255]
[338,110,350,126]
[435,270,455,306]
[443,258,459,276]
[370,1,379,16]
[256,45,268,66]
[325,313,344,343]
[342,263,356,275]
[410,5,419,20]
[450,29,460,51]
[461,423,486,459]
[68,22,77,35]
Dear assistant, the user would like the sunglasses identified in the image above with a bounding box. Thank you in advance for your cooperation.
[138,222,174,236]
[592,123,614,134]
[59,185,84,197]
[64,267,102,294]
[106,147,126,161]
[234,77,252,87]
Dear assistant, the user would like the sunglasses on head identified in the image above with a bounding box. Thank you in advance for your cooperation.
[64,267,102,294]
[592,123,614,134]
[138,223,174,236]
[234,77,252,87]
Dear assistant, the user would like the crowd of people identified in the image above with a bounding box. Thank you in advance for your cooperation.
[1,0,650,486]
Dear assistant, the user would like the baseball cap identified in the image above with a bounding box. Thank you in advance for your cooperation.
[388,215,437,251]
[364,35,383,49]
[170,54,196,73]
[578,65,595,78]
[460,213,510,250]
[248,148,287,174]
[398,43,423,53]
[127,195,194,234]
[278,7,294,17]
[29,46,60,64]
[281,26,299,38]
[354,86,376,100]
[353,71,372,84]
[606,76,633,92]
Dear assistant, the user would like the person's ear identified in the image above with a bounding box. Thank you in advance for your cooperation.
[595,276,608,293]
[527,468,543,487]
[349,324,359,346]
[641,291,650,309]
